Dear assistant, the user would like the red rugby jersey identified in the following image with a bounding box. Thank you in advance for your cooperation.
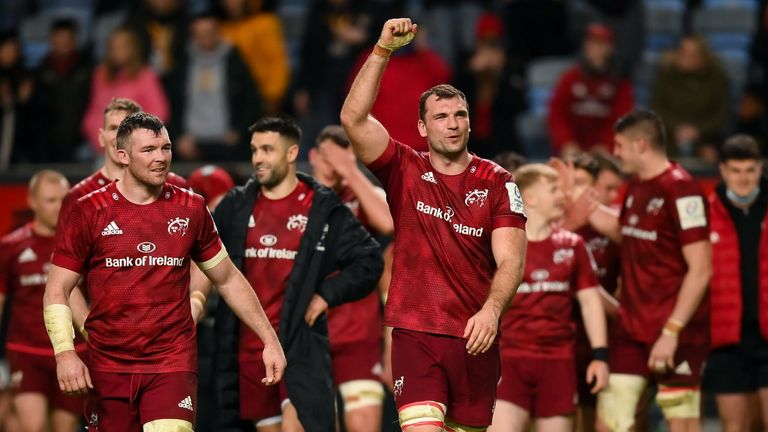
[52,182,225,373]
[618,163,710,344]
[239,182,314,362]
[367,138,526,338]
[501,228,599,358]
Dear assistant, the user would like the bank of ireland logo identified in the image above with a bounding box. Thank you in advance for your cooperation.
[137,242,156,254]
[168,217,190,236]
[465,189,489,207]
[287,215,308,232]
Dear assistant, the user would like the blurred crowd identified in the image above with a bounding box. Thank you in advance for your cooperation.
[0,0,766,169]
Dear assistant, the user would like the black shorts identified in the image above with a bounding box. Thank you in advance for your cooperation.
[703,330,768,394]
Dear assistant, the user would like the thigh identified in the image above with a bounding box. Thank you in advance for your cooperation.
[390,329,448,409]
[715,393,751,430]
[240,360,283,422]
[13,393,48,432]
[656,343,707,388]
[7,351,51,396]
[86,371,141,432]
[332,341,383,386]
[489,399,530,432]
[607,332,650,378]
[138,372,197,425]
[444,340,499,427]
[497,354,535,414]
[535,415,573,432]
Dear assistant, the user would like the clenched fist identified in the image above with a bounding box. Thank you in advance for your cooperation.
[377,18,417,52]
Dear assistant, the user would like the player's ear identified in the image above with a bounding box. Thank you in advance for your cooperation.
[418,119,427,138]
[115,146,130,165]
[286,143,299,163]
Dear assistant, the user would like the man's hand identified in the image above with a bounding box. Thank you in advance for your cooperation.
[647,333,678,373]
[377,18,417,52]
[304,294,329,327]
[586,360,609,394]
[463,305,499,355]
[55,351,92,396]
[319,141,357,179]
[261,342,287,386]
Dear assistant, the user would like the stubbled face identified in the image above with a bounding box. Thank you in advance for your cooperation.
[100,109,130,165]
[251,131,296,189]
[523,177,565,221]
[418,95,471,158]
[613,133,639,174]
[119,128,172,188]
[594,169,623,206]
[721,159,762,197]
[29,179,68,231]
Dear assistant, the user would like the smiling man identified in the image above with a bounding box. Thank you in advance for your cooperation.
[44,112,285,432]
[341,17,527,432]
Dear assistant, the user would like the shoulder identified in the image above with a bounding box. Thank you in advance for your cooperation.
[166,184,207,209]
[77,183,118,212]
[1,225,31,248]
[662,164,703,196]
[470,156,512,184]
[69,172,107,200]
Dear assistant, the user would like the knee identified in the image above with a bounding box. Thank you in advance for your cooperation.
[596,374,647,432]
[398,401,446,430]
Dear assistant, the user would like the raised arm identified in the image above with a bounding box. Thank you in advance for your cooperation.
[340,18,417,164]
[202,257,286,385]
[464,227,526,355]
[43,265,92,395]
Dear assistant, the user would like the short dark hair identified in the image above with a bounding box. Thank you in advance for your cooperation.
[614,108,667,150]
[720,134,761,162]
[116,112,165,150]
[571,153,599,180]
[248,116,302,145]
[419,84,468,121]
[591,149,623,176]
[51,17,79,34]
[493,151,527,173]
[315,125,350,148]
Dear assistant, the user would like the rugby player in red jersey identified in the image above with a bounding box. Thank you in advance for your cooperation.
[341,18,528,432]
[309,124,394,432]
[584,109,711,432]
[44,112,286,432]
[0,170,83,432]
[490,163,608,432]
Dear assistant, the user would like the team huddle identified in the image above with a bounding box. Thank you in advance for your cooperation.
[0,17,764,432]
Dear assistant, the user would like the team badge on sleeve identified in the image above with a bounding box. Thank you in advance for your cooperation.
[675,196,706,230]
[505,182,525,215]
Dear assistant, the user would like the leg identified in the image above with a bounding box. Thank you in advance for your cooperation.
[256,423,282,432]
[281,402,305,432]
[13,393,48,432]
[488,400,529,432]
[596,374,647,432]
[715,393,752,432]
[575,406,596,432]
[51,408,81,432]
[344,405,383,432]
[535,416,573,432]
[757,388,768,431]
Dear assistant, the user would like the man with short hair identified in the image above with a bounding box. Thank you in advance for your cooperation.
[0,170,82,432]
[45,112,286,432]
[585,109,711,432]
[491,163,608,432]
[205,117,383,431]
[341,18,528,432]
[704,135,768,432]
[309,124,393,431]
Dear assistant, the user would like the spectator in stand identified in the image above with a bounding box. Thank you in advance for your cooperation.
[650,35,729,161]
[34,18,91,163]
[0,30,40,168]
[165,11,261,162]
[547,23,634,157]
[81,26,169,156]
[749,2,768,103]
[704,135,768,432]
[456,13,526,159]
[125,0,188,76]
[294,0,387,148]
[217,0,289,113]
[347,23,452,151]
[421,0,484,70]
[734,85,768,155]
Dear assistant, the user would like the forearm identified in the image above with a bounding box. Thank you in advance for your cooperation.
[340,52,388,127]
[69,287,89,332]
[218,272,279,345]
[579,289,608,348]
[485,257,525,317]
[190,264,214,299]
[588,204,622,244]
[668,266,711,328]
[345,170,394,235]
